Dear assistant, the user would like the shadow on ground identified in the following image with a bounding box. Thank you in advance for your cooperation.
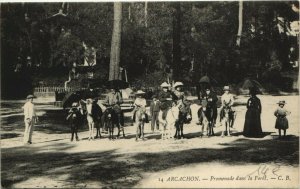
[1,135,298,188]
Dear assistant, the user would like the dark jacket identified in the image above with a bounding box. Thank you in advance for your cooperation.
[203,92,218,109]
[92,103,103,120]
[158,90,172,110]
[150,100,161,115]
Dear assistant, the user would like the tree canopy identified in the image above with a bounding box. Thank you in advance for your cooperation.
[1,2,299,98]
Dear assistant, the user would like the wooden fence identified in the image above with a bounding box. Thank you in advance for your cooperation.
[33,86,75,99]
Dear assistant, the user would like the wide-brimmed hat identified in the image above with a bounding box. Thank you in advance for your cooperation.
[174,82,184,88]
[160,82,171,88]
[72,102,78,107]
[135,90,145,95]
[223,86,230,91]
[205,88,211,91]
[26,94,36,99]
[277,100,286,105]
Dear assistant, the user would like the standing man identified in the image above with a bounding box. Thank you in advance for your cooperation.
[22,94,37,145]
[158,82,172,120]
[150,95,161,132]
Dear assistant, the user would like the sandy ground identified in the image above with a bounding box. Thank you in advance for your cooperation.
[1,95,299,188]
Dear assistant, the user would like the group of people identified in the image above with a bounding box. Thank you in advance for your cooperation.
[22,82,291,145]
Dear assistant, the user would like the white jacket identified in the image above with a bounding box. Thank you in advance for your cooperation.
[23,101,36,120]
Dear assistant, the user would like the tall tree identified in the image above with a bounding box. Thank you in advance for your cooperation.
[109,2,122,80]
[172,2,182,81]
[236,1,243,47]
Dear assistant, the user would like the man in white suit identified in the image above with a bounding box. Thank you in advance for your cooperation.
[23,94,38,145]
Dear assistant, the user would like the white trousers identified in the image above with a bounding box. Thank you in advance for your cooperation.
[24,119,34,144]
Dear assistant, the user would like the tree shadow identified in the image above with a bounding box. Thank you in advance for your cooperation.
[2,134,298,188]
[1,133,21,139]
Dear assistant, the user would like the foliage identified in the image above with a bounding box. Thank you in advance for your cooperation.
[1,2,299,98]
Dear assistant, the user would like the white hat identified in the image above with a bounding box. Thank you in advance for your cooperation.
[136,90,145,95]
[160,82,171,88]
[72,102,78,107]
[174,82,184,88]
[223,86,230,91]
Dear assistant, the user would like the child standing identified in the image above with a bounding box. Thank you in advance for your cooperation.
[274,100,291,138]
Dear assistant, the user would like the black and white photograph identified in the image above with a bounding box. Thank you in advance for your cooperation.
[1,1,299,188]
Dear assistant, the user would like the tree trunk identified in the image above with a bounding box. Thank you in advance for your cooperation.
[109,2,122,80]
[236,1,243,47]
[145,1,148,27]
[172,2,182,81]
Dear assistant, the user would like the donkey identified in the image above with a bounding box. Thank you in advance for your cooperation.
[158,101,180,140]
[174,101,192,139]
[220,105,236,137]
[198,99,215,137]
[134,107,147,141]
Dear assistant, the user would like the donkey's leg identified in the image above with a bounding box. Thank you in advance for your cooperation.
[91,122,95,140]
[221,119,225,137]
[200,123,204,137]
[227,121,231,136]
[71,124,74,141]
[141,123,145,140]
[180,122,184,139]
[135,122,139,141]
[108,122,111,140]
[211,121,215,136]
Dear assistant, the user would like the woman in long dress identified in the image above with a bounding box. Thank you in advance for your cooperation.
[243,87,263,137]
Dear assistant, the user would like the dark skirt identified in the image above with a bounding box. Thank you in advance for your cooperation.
[243,109,263,138]
[275,117,289,130]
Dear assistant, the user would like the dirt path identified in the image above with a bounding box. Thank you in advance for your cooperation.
[1,95,299,188]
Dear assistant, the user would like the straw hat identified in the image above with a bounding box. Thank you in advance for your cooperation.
[223,86,230,91]
[72,102,78,107]
[174,82,184,88]
[136,90,145,95]
[26,94,35,99]
[160,82,171,88]
[277,100,286,105]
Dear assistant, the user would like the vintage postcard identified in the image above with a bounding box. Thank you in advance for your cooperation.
[1,0,299,188]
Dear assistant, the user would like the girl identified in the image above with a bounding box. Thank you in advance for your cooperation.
[274,101,291,138]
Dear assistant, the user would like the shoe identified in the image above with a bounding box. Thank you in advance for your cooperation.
[28,141,32,144]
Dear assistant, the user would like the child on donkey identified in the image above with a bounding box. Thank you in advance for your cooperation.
[274,100,291,138]
[66,102,82,141]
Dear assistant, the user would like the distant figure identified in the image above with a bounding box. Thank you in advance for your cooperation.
[243,87,263,138]
[274,100,291,138]
[150,95,161,132]
[66,102,82,141]
[22,95,38,145]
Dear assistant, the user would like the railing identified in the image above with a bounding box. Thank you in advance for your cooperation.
[33,86,76,100]
[34,86,74,93]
